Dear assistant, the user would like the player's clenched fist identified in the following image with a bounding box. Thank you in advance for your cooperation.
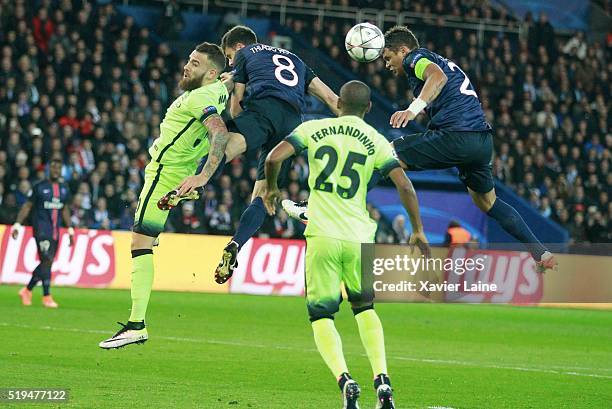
[263,189,281,215]
[220,71,234,92]
[390,108,416,128]
[10,223,21,239]
[409,231,431,258]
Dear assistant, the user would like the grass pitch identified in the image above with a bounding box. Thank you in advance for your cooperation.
[1,285,611,408]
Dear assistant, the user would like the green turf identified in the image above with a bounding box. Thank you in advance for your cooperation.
[1,285,610,409]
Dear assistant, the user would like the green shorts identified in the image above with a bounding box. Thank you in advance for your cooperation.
[305,236,373,322]
[133,161,196,237]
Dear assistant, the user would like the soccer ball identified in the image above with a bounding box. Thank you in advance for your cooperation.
[345,23,385,63]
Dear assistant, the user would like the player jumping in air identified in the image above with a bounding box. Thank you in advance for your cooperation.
[12,157,74,308]
[264,81,429,409]
[172,25,340,285]
[285,26,557,273]
[99,43,230,349]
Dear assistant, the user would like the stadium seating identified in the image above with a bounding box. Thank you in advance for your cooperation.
[0,0,609,247]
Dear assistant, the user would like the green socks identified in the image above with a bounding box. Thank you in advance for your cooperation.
[355,309,388,376]
[129,249,154,322]
[312,318,349,378]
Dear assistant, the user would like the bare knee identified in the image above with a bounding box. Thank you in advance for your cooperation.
[469,188,496,212]
[131,232,155,251]
[224,132,246,161]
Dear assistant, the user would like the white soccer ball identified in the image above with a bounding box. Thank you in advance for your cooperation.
[345,23,385,63]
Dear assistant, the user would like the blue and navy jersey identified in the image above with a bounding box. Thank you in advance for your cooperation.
[232,43,317,113]
[403,48,491,132]
[29,180,70,240]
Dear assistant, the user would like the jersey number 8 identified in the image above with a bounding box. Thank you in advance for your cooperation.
[272,55,298,87]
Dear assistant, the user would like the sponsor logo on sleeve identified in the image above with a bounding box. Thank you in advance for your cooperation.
[202,106,218,116]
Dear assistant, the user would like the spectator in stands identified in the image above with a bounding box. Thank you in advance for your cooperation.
[392,215,410,244]
[271,212,296,239]
[0,0,608,247]
[444,220,472,246]
[209,204,233,235]
[0,191,19,225]
[92,197,110,229]
[173,202,206,234]
[370,207,394,243]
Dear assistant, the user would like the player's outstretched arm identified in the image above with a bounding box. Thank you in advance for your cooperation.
[11,201,33,239]
[388,168,430,256]
[61,204,75,246]
[177,114,230,196]
[263,141,296,215]
[307,77,340,116]
[220,71,234,93]
[390,64,448,128]
[229,83,245,118]
[417,63,448,105]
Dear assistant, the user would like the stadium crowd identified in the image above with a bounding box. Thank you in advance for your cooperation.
[0,0,311,240]
[0,0,609,244]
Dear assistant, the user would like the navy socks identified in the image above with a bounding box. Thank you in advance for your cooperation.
[232,197,267,249]
[487,199,547,260]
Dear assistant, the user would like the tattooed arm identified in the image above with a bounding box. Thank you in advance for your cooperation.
[416,63,448,103]
[390,63,448,128]
[176,114,230,195]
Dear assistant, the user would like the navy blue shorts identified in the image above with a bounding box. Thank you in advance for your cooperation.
[392,130,495,193]
[35,237,58,263]
[227,97,302,181]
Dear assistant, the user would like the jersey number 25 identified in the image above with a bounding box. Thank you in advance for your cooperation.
[314,146,367,200]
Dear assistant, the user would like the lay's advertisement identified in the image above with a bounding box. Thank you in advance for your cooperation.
[0,225,610,306]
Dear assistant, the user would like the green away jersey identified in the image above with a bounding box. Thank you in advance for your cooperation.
[286,115,401,243]
[149,80,229,167]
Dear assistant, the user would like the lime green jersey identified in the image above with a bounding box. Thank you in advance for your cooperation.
[286,115,401,243]
[149,80,229,166]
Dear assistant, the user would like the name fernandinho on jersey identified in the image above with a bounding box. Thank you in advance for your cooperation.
[310,125,376,155]
[249,44,291,55]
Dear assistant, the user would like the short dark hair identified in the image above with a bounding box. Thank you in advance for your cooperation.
[384,26,420,51]
[221,25,257,50]
[339,80,371,115]
[195,42,226,71]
